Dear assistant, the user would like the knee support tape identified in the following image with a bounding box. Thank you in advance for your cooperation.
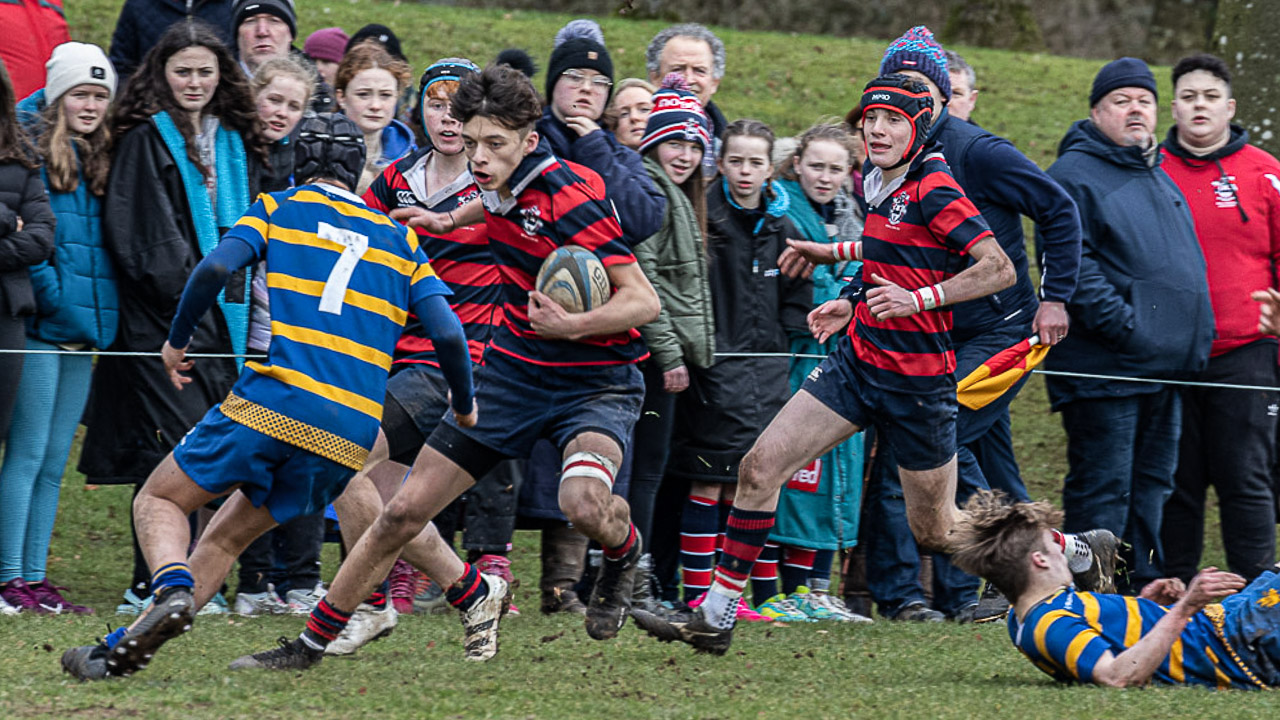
[561,451,617,490]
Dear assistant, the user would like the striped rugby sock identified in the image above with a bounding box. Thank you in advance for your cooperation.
[445,562,488,613]
[603,523,638,561]
[150,562,194,596]
[680,495,719,602]
[364,579,390,610]
[703,508,776,628]
[302,598,352,649]
[781,546,817,595]
[751,543,780,604]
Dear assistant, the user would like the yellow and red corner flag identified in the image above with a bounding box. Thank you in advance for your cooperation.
[956,335,1050,410]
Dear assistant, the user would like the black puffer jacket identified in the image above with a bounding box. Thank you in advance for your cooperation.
[77,120,242,484]
[0,161,55,316]
[667,179,812,483]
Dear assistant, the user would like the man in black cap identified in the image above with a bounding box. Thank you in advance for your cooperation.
[232,0,294,75]
[1042,57,1213,593]
[232,0,335,113]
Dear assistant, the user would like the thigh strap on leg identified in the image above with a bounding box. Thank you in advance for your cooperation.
[561,452,617,490]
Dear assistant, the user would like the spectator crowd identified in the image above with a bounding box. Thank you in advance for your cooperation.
[0,0,1278,664]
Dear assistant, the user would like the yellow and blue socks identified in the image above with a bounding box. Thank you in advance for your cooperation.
[150,562,194,598]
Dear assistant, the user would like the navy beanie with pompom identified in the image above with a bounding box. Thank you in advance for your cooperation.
[546,19,614,100]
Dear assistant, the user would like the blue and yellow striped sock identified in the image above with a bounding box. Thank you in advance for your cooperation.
[150,562,194,597]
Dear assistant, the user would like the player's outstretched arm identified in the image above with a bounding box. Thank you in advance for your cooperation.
[164,237,259,388]
[411,293,476,425]
[1090,568,1246,688]
[529,260,660,341]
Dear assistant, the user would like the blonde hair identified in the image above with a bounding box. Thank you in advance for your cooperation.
[39,93,112,195]
[950,491,1063,600]
[250,56,316,108]
[775,119,856,182]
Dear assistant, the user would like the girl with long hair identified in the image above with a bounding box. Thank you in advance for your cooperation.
[0,43,119,615]
[334,40,413,194]
[627,75,714,611]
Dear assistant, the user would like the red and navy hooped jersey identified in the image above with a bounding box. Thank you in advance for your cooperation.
[364,148,499,367]
[851,151,994,393]
[481,142,646,367]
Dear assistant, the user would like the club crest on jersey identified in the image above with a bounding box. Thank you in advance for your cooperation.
[1211,175,1240,209]
[521,206,543,235]
[888,191,910,226]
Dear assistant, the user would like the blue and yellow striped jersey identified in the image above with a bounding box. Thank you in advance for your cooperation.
[220,183,450,454]
[1009,587,1261,689]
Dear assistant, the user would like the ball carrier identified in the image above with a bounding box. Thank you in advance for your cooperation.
[236,63,661,670]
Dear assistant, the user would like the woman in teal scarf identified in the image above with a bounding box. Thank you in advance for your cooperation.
[768,121,869,621]
[79,20,263,615]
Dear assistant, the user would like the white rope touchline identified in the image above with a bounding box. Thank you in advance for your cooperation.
[0,348,264,359]
[1,346,1277,393]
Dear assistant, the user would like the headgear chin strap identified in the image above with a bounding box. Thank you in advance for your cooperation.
[858,74,934,170]
[294,113,367,190]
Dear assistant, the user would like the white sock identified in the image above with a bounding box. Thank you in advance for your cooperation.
[701,587,739,630]
[1063,533,1095,574]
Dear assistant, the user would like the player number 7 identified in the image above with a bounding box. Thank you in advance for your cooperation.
[317,222,370,315]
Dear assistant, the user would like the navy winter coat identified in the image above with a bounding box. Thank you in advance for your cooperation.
[1041,119,1213,408]
[17,90,119,348]
[536,108,666,247]
[929,110,1082,342]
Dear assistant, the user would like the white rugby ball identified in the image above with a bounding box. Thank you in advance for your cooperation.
[535,246,610,313]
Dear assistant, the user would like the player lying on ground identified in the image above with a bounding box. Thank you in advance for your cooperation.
[632,75,1116,654]
[231,63,661,671]
[60,113,477,680]
[950,491,1280,689]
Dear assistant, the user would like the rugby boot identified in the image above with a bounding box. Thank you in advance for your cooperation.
[585,532,642,640]
[1072,529,1123,593]
[631,605,733,655]
[105,587,195,676]
[229,636,324,671]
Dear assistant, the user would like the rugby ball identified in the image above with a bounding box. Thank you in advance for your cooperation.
[535,246,610,313]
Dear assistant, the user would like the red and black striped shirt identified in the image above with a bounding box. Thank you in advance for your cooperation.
[482,141,646,367]
[364,148,500,367]
[851,151,994,393]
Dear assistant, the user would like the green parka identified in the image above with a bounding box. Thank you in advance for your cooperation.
[633,156,714,371]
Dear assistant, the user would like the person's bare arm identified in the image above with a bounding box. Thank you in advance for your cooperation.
[866,235,1014,320]
[389,200,485,235]
[529,261,660,340]
[1089,568,1246,688]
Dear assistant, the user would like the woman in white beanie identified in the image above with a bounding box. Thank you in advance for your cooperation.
[0,42,109,615]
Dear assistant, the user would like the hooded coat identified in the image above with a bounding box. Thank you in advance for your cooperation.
[667,178,811,483]
[1041,119,1213,409]
[77,118,246,483]
[1160,124,1280,358]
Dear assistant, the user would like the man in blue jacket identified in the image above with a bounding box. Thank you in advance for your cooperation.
[1043,57,1213,593]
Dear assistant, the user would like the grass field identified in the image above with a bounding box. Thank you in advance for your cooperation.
[1,1,1270,717]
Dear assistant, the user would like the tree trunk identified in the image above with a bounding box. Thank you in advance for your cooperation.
[1144,0,1216,63]
[1215,0,1280,155]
